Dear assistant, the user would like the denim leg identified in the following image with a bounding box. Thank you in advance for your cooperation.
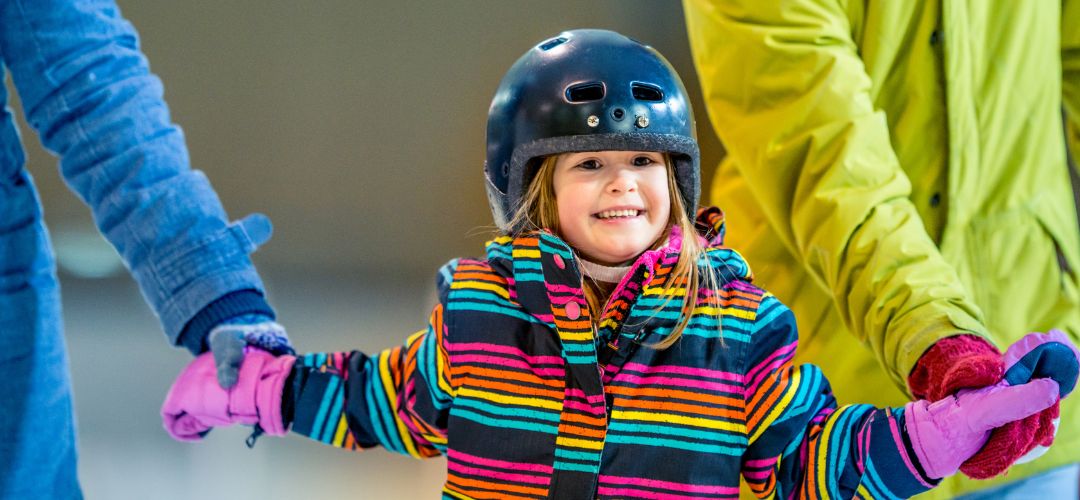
[956,464,1080,500]
[0,169,82,499]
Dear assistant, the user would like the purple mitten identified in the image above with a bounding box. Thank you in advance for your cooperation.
[904,378,1060,479]
[162,349,296,442]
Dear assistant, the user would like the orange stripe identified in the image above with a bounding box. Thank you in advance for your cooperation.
[746,373,788,431]
[456,376,565,401]
[606,385,741,407]
[557,423,606,439]
[446,474,548,497]
[561,411,606,427]
[454,367,563,388]
[614,397,742,420]
[454,271,509,283]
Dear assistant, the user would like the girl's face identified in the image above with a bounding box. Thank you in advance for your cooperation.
[552,150,671,266]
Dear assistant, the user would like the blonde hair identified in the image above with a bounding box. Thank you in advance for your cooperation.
[507,153,720,348]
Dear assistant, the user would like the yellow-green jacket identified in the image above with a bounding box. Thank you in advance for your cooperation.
[684,0,1080,497]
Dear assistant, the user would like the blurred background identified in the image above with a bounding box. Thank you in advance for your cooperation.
[10,1,725,498]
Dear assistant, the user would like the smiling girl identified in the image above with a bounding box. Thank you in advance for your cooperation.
[159,29,1076,500]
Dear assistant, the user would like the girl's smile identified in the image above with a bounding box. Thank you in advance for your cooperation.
[553,151,670,266]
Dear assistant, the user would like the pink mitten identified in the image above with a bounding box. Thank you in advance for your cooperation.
[905,378,1060,479]
[161,349,296,442]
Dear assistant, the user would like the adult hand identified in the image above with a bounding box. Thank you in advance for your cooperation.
[209,319,294,389]
[960,329,1080,477]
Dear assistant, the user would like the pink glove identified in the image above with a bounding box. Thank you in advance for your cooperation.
[162,349,296,442]
[905,377,1060,479]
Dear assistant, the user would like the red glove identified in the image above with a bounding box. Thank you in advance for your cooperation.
[907,334,1058,479]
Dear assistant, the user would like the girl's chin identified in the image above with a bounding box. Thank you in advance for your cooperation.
[583,247,646,266]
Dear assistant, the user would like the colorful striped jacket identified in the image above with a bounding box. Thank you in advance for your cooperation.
[286,208,938,499]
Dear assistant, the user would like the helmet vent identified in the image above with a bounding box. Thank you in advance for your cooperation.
[566,82,605,102]
[539,37,568,51]
[632,83,664,102]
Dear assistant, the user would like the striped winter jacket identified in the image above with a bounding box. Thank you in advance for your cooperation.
[286,208,938,499]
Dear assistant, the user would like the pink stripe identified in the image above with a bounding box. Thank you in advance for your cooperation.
[742,457,777,468]
[565,388,605,404]
[563,399,605,415]
[549,294,586,305]
[446,460,551,486]
[886,413,935,488]
[622,362,740,381]
[451,355,564,378]
[596,487,734,500]
[545,283,584,294]
[744,343,797,396]
[741,469,772,480]
[613,373,741,394]
[599,475,739,494]
[447,449,553,474]
[449,342,564,366]
[728,280,760,293]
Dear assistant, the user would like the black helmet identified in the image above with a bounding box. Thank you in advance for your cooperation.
[485,29,699,232]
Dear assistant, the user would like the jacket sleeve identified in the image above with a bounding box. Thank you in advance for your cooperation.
[1064,0,1080,177]
[683,0,989,390]
[0,0,273,347]
[742,295,938,499]
[287,301,455,458]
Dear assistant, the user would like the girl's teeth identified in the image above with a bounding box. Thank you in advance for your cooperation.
[598,209,640,219]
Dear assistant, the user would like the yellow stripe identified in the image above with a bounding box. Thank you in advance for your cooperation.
[378,354,421,458]
[718,307,755,320]
[748,368,800,444]
[451,280,511,300]
[456,387,563,411]
[512,248,541,259]
[559,330,593,341]
[332,414,349,447]
[556,436,604,450]
[816,405,852,497]
[610,410,743,432]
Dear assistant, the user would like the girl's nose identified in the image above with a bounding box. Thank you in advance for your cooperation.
[607,167,637,193]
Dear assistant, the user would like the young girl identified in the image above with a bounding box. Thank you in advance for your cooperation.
[161,30,1078,499]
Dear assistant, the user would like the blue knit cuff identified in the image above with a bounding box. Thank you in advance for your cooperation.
[177,290,275,355]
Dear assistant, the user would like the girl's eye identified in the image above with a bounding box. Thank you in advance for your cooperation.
[632,155,657,166]
[578,159,601,170]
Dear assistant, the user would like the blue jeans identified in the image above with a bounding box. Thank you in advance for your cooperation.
[0,170,80,498]
[0,0,273,496]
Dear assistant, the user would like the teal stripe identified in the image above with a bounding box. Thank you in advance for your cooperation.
[825,406,862,497]
[319,386,345,443]
[487,247,512,260]
[752,300,788,334]
[604,434,742,456]
[564,354,596,364]
[365,357,406,453]
[310,376,341,442]
[554,447,601,462]
[512,260,543,271]
[454,397,561,423]
[452,290,517,307]
[451,408,559,434]
[447,301,546,324]
[552,460,600,473]
[515,272,545,282]
[537,235,574,259]
[561,341,596,353]
[608,422,747,446]
[863,454,902,499]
